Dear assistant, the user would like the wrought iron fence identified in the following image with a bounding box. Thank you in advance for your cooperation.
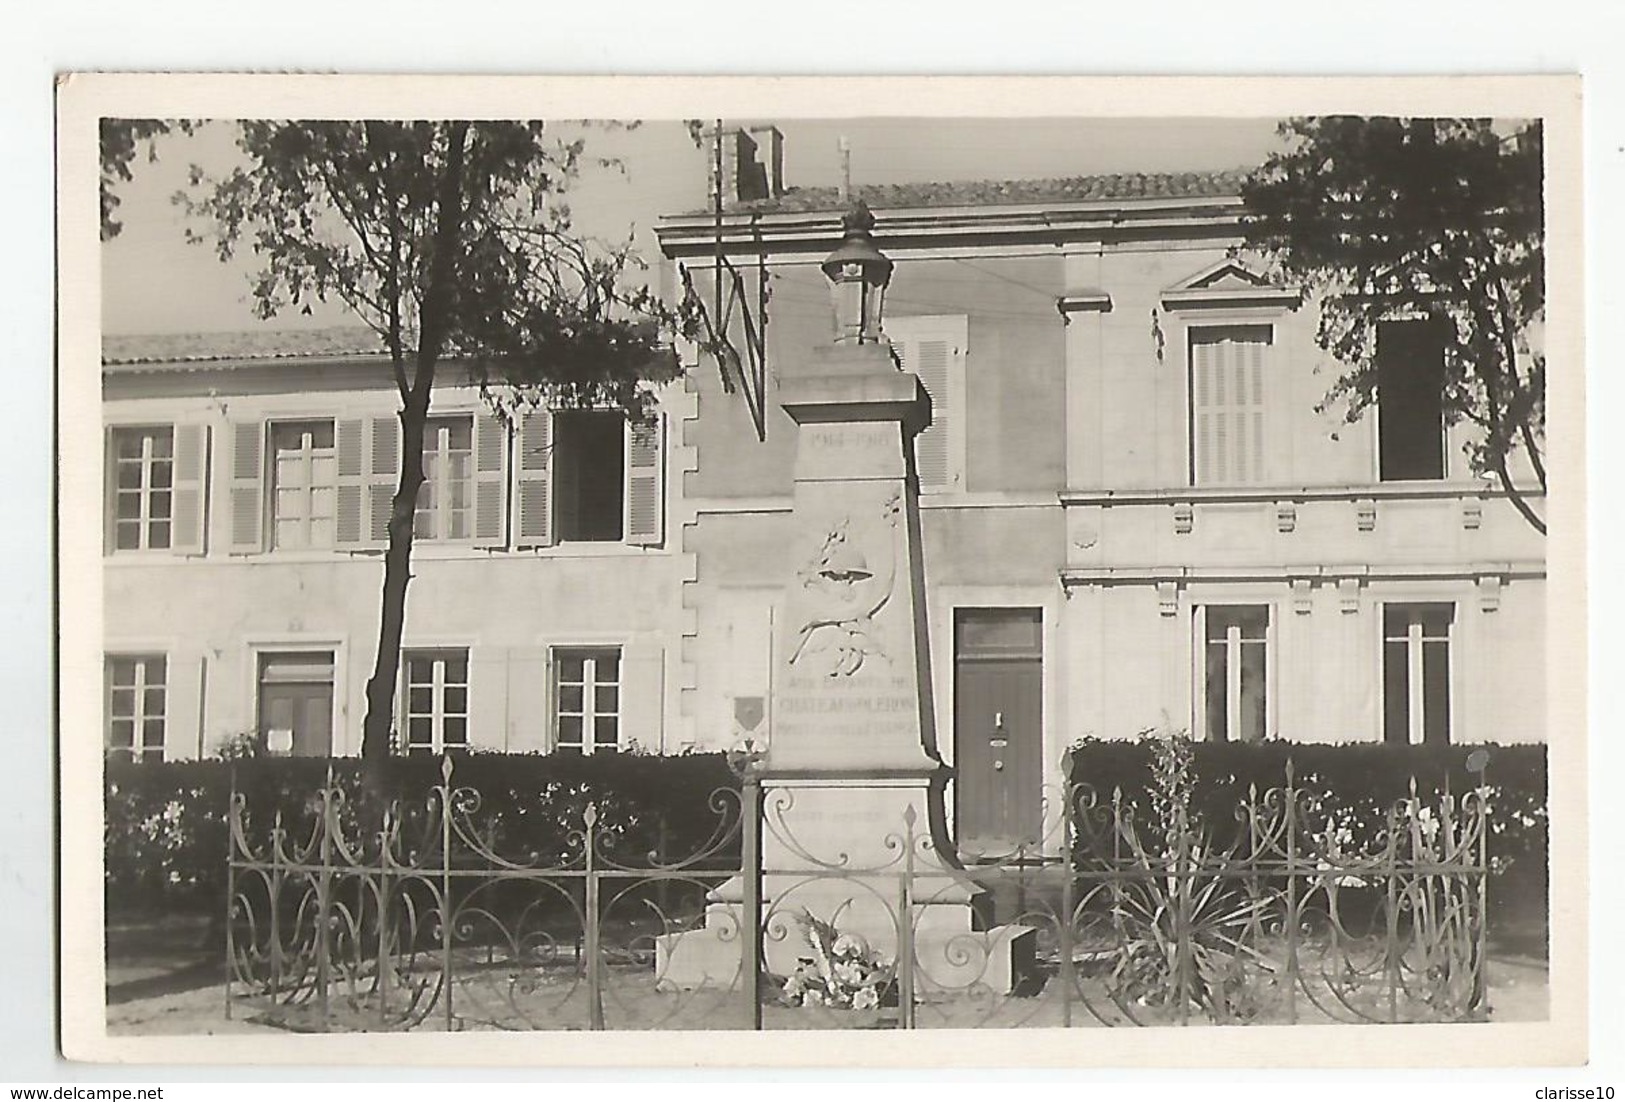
[225,752,1491,1031]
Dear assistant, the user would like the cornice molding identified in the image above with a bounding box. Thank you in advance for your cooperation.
[657,196,1245,260]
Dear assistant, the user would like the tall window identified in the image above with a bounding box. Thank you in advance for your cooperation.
[107,654,165,761]
[415,417,474,541]
[1383,603,1452,745]
[554,647,620,754]
[1200,606,1269,743]
[553,412,626,542]
[271,421,337,549]
[110,427,174,551]
[1189,326,1272,486]
[401,649,469,755]
[1377,320,1447,480]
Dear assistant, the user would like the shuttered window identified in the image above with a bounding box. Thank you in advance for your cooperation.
[1189,326,1271,487]
[887,315,967,492]
[515,407,664,549]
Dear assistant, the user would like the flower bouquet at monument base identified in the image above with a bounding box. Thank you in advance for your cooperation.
[777,909,898,1011]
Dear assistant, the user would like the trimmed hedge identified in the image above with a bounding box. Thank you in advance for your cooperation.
[1065,739,1547,914]
[105,752,740,918]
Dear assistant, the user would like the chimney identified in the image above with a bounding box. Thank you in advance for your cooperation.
[710,124,785,207]
[748,125,784,198]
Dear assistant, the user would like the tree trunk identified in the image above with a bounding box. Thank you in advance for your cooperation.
[360,395,431,787]
[358,120,471,798]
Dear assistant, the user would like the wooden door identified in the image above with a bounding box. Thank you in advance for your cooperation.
[953,609,1043,856]
[258,652,335,757]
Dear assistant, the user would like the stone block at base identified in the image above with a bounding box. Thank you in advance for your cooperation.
[654,909,1037,996]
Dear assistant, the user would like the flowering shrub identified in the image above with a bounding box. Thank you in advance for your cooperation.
[778,910,895,1011]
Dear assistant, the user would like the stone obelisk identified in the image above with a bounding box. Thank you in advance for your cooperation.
[660,203,1032,994]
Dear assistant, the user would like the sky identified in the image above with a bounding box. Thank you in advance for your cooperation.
[100,117,1284,336]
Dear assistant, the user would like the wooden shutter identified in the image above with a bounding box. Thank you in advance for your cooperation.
[367,415,400,545]
[624,414,664,546]
[473,411,508,545]
[1192,337,1221,485]
[226,420,264,553]
[170,424,207,555]
[102,428,113,554]
[334,418,367,548]
[505,646,551,751]
[465,646,507,751]
[1190,327,1270,486]
[618,639,665,751]
[515,410,553,547]
[888,316,965,492]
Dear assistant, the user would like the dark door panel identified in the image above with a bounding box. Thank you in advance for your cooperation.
[954,609,1043,855]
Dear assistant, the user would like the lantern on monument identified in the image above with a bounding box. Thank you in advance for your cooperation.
[820,200,893,345]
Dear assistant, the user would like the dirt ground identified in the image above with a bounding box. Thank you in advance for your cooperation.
[105,921,1550,1035]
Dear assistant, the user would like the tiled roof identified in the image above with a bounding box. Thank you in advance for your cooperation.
[712,169,1250,216]
[102,326,388,365]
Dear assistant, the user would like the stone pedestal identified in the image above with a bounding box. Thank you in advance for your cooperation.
[657,343,1035,995]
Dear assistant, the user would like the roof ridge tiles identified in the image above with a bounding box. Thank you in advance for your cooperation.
[702,167,1251,217]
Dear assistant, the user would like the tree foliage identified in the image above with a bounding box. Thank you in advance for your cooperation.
[1241,117,1546,533]
[179,120,686,776]
[100,119,194,240]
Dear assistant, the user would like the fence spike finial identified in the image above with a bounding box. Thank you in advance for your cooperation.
[441,754,454,784]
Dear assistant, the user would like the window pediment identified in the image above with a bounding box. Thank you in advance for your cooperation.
[1161,258,1301,312]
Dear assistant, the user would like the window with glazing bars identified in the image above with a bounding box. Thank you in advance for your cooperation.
[553,647,620,754]
[415,416,474,541]
[107,654,166,762]
[1383,603,1452,745]
[1200,605,1269,743]
[400,650,469,755]
[270,420,338,549]
[109,427,174,551]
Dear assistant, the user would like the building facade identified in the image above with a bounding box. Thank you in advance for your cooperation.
[102,337,686,763]
[102,161,1546,855]
[658,166,1546,854]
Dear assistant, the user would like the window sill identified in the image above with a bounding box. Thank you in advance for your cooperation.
[104,542,671,566]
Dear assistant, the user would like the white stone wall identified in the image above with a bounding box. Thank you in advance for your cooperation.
[102,378,689,761]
